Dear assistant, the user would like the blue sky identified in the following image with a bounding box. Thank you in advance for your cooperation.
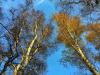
[0,0,99,75]
[33,0,91,75]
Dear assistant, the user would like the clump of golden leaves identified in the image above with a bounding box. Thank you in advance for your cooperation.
[42,25,52,39]
[87,23,100,49]
[53,13,84,46]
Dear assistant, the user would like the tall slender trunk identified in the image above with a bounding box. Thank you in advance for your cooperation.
[14,35,37,75]
[76,47,100,75]
[14,22,38,75]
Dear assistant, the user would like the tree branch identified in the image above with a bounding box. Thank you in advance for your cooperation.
[13,22,38,75]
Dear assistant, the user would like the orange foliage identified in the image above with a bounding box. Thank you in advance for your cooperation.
[53,13,69,25]
[53,13,84,46]
[42,25,52,39]
[87,23,100,49]
[88,23,100,33]
[87,31,96,42]
[87,23,100,41]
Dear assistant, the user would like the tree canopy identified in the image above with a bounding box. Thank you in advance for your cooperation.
[0,0,100,75]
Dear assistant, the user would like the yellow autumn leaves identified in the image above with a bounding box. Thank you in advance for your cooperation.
[53,13,84,46]
[53,12,100,49]
[87,23,100,49]
[53,12,100,75]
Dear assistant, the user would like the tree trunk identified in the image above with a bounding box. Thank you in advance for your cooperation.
[77,47,100,75]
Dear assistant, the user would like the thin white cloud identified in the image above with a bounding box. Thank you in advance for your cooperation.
[36,0,45,5]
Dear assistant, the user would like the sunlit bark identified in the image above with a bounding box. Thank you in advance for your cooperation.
[53,13,100,75]
[14,22,38,75]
